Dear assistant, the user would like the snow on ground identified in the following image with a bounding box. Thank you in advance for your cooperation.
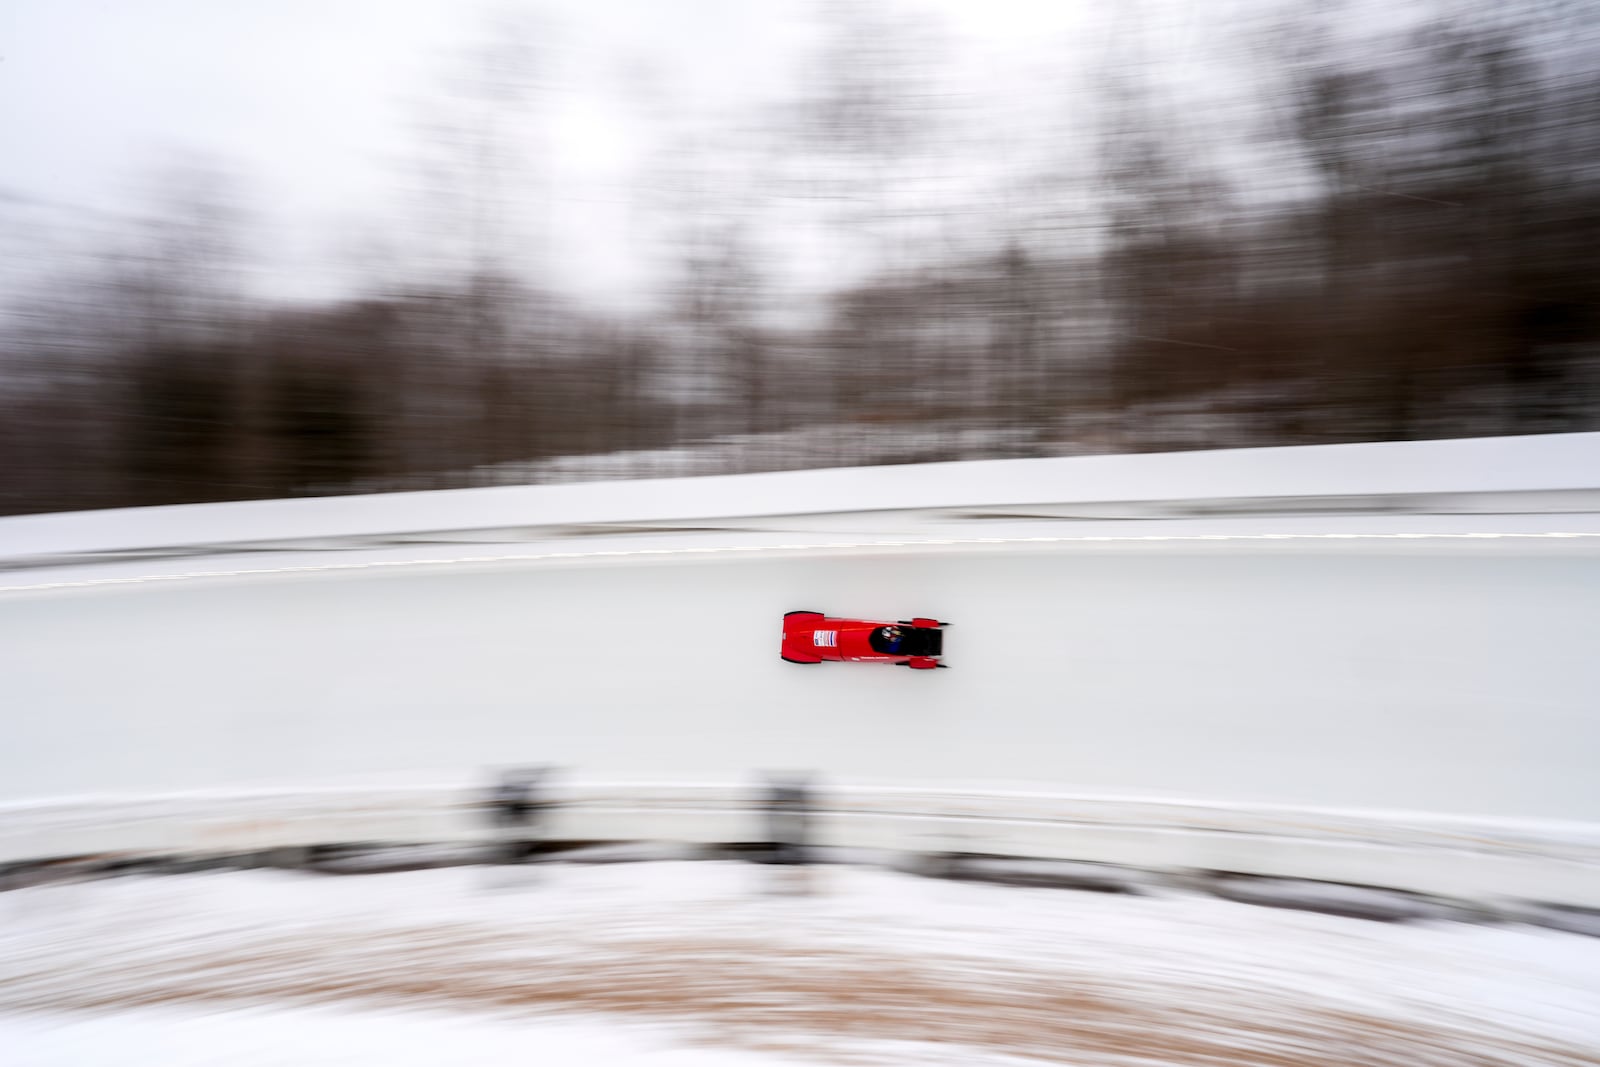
[463,422,1043,487]
[3,862,1598,1066]
[0,1009,829,1067]
[456,420,1600,492]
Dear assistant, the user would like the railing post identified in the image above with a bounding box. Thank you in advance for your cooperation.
[759,773,814,893]
[486,765,553,865]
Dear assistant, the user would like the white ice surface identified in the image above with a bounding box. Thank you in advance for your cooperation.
[3,536,1597,825]
[2,863,1597,1066]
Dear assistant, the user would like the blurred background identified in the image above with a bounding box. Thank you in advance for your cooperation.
[2,0,1598,516]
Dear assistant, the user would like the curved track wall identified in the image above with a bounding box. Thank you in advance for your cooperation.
[4,436,1599,905]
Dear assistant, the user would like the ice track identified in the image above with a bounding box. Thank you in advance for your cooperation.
[2,533,1597,822]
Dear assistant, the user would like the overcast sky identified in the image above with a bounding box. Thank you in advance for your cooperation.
[0,0,1301,311]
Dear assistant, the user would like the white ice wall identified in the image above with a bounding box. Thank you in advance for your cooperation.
[4,431,1600,559]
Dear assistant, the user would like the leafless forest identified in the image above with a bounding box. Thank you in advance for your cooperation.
[3,0,1598,515]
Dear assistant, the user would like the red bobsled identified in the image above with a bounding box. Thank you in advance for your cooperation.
[781,611,949,669]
